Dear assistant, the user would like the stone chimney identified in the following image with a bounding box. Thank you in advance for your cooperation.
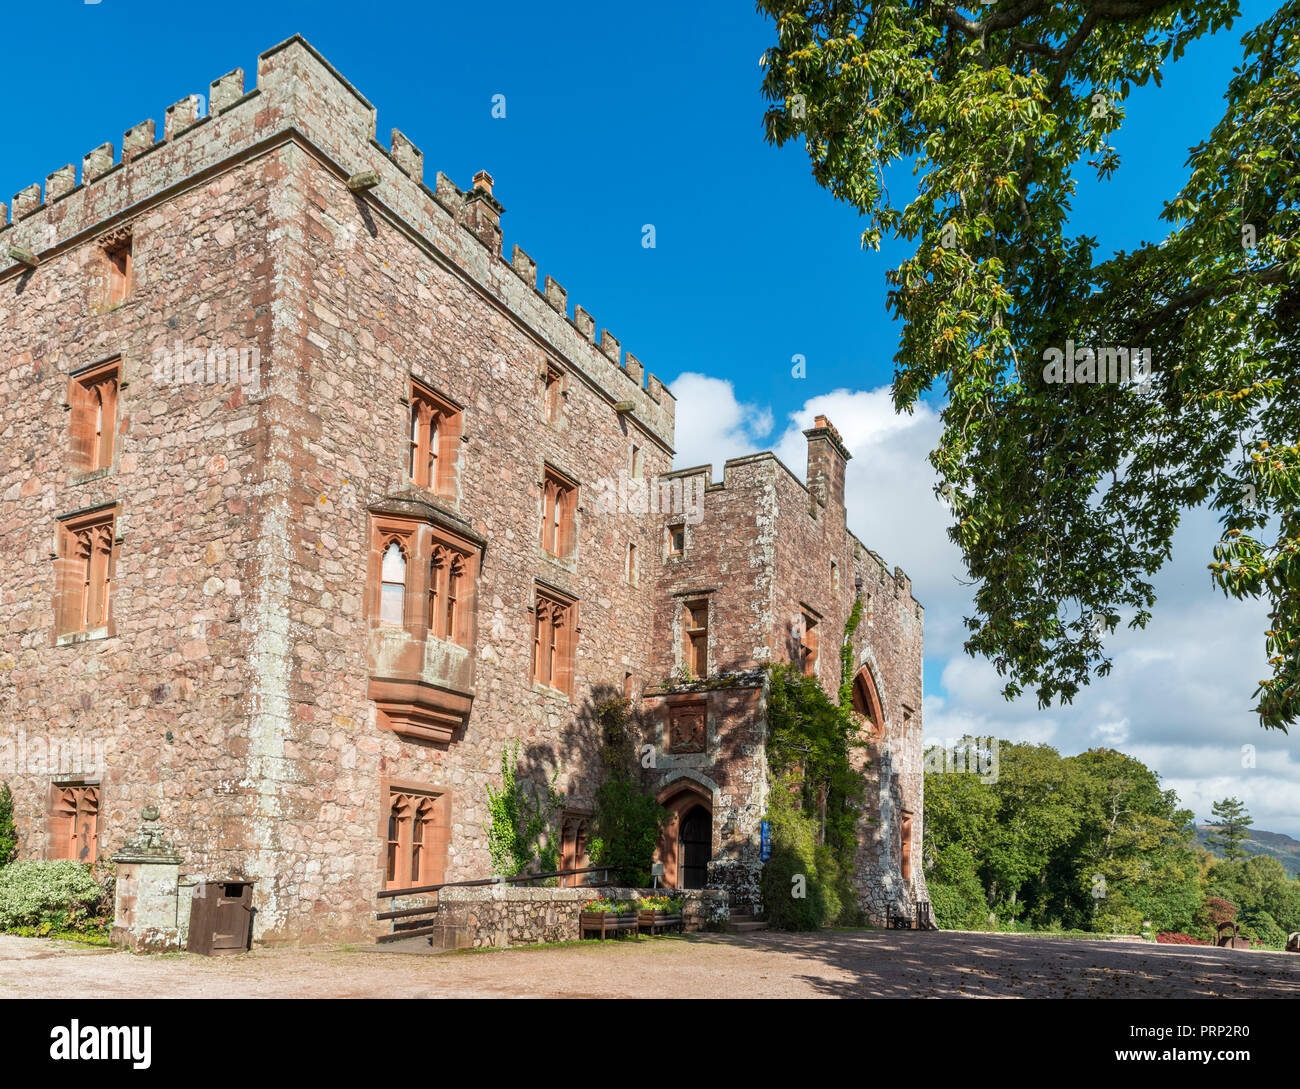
[461,169,504,255]
[803,414,851,509]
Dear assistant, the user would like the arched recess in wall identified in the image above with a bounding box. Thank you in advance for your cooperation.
[850,664,886,742]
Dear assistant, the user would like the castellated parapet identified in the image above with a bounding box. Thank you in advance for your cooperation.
[0,34,673,448]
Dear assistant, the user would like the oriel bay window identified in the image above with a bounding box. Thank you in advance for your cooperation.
[55,506,119,641]
[407,379,461,496]
[367,510,483,744]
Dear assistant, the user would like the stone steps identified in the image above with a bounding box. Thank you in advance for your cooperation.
[729,913,769,934]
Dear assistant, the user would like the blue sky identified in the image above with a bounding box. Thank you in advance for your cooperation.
[6,0,1296,834]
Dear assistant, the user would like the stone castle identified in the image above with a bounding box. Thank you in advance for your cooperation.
[0,36,926,945]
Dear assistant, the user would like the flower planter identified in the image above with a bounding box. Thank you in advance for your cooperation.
[637,909,684,935]
[579,910,638,940]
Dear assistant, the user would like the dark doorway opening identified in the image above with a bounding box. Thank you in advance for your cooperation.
[679,805,712,890]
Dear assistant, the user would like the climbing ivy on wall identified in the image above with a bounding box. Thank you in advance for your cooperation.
[762,652,867,928]
[484,741,563,877]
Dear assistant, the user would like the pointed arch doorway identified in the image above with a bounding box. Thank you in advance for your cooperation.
[655,779,714,889]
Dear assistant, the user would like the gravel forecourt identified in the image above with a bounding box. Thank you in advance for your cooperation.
[4,929,1300,999]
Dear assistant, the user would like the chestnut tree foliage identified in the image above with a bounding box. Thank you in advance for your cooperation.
[759,1,1300,727]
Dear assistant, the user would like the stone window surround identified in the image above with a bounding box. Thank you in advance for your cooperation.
[541,360,566,425]
[366,512,480,649]
[378,778,452,892]
[53,503,122,645]
[539,464,579,561]
[101,227,134,309]
[530,581,578,698]
[66,356,122,478]
[797,604,821,676]
[404,377,462,497]
[673,591,713,679]
[47,779,101,862]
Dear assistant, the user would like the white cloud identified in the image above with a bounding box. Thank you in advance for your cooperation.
[668,373,774,472]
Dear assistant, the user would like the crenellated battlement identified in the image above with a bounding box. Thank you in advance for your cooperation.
[0,34,675,447]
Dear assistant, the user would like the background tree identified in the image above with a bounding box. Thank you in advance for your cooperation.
[760,0,1300,728]
[1205,795,1255,858]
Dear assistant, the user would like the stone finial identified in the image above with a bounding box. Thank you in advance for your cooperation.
[165,95,203,140]
[624,353,644,384]
[122,120,156,163]
[573,306,595,340]
[543,275,567,314]
[210,68,246,113]
[511,244,536,287]
[83,143,115,181]
[46,165,76,201]
[13,184,41,218]
[391,129,423,182]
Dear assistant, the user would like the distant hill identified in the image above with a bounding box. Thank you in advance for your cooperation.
[1195,825,1300,875]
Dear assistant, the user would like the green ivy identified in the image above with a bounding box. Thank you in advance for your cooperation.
[484,741,564,878]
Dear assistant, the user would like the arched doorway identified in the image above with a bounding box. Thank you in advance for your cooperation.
[678,805,712,890]
[654,778,715,889]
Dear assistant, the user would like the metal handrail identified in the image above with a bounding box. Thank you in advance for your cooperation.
[374,865,614,941]
[377,864,611,901]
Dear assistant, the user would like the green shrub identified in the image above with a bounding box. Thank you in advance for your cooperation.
[1239,908,1287,949]
[588,769,667,887]
[0,860,107,933]
[0,783,16,867]
[761,774,865,930]
[925,844,989,929]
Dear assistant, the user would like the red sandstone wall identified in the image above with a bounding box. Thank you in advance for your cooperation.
[0,158,275,880]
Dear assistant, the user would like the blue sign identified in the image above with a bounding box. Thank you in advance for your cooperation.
[760,819,772,861]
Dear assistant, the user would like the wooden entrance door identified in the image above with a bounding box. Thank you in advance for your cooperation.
[679,805,711,890]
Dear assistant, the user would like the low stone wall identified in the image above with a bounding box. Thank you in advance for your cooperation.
[430,886,729,951]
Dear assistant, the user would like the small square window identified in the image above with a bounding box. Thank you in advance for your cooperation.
[667,523,685,557]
